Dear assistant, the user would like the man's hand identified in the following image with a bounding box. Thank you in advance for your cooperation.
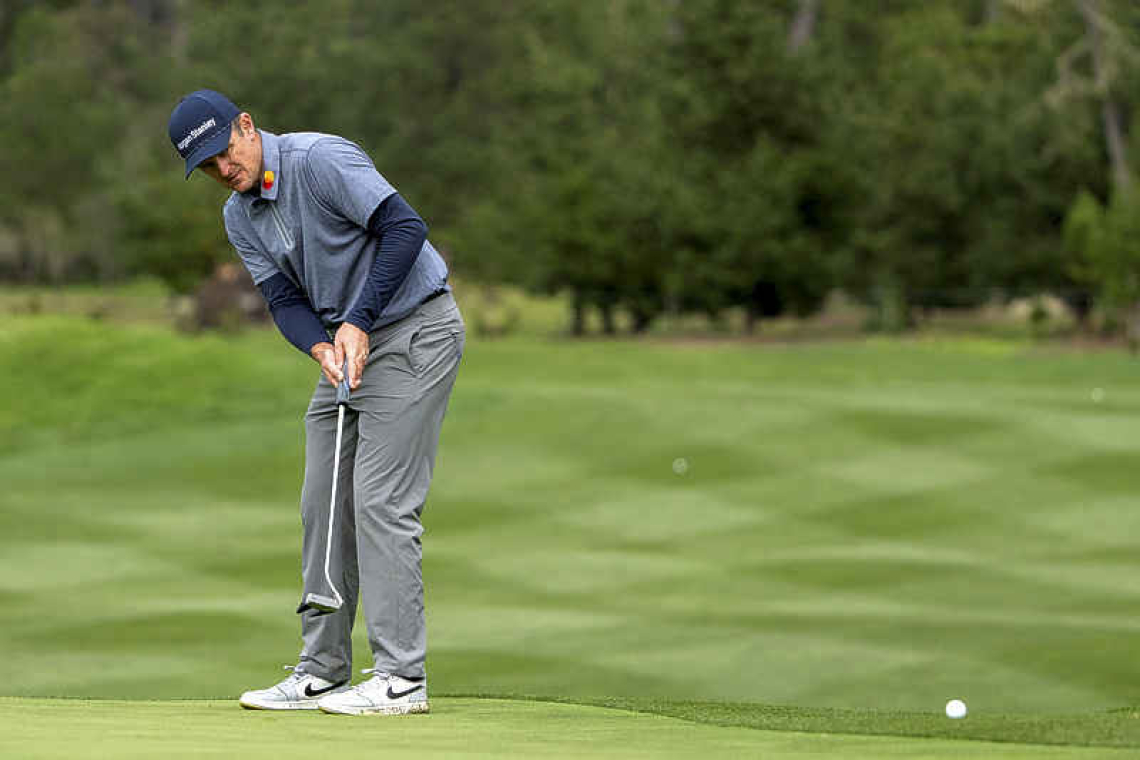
[335,322,369,390]
[310,323,369,389]
[310,341,343,387]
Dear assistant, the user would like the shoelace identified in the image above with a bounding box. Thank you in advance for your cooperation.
[346,668,388,695]
[280,664,307,684]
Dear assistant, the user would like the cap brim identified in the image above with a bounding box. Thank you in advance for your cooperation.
[183,126,232,179]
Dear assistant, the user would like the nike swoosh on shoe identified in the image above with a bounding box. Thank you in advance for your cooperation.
[386,684,424,700]
[303,680,348,698]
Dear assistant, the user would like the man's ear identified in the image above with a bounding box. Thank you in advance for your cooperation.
[239,112,256,138]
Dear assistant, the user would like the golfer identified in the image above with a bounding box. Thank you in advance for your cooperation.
[168,90,463,715]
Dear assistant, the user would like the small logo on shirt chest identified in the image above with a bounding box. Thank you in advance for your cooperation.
[262,170,275,191]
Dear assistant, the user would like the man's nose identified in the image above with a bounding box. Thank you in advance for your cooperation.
[216,156,232,176]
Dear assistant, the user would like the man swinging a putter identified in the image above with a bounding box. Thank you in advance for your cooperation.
[168,89,464,716]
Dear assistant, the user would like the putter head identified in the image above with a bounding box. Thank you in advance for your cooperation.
[297,593,343,616]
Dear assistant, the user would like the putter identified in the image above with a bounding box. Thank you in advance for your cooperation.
[302,358,351,614]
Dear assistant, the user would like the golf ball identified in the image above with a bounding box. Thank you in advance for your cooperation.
[945,699,968,719]
[672,458,689,475]
[1091,387,1105,403]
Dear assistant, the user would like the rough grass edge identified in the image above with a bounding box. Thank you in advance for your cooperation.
[442,694,1140,750]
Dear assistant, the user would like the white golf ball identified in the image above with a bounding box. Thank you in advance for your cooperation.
[1091,387,1105,403]
[672,457,689,476]
[945,699,967,719]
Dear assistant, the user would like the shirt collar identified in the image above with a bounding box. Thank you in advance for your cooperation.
[256,129,281,201]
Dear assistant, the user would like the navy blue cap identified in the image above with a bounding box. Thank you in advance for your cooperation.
[168,89,241,178]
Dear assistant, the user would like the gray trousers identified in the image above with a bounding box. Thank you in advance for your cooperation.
[296,293,463,681]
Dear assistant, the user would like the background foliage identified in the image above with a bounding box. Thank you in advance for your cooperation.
[1,0,1138,331]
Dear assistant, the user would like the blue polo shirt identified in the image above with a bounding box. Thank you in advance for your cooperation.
[223,130,448,330]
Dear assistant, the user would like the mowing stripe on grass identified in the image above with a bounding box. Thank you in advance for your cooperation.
[4,320,1140,715]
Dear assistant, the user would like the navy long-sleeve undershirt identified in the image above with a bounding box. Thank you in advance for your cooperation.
[344,192,427,332]
[257,193,427,355]
[258,273,330,356]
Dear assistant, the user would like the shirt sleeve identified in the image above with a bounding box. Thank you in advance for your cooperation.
[344,193,428,332]
[223,198,280,285]
[302,137,396,229]
[258,273,331,356]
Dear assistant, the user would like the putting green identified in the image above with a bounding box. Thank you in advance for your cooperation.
[0,697,1132,759]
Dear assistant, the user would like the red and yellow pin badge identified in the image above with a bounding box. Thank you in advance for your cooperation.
[262,170,275,191]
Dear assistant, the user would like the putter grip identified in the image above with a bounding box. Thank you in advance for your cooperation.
[336,358,351,405]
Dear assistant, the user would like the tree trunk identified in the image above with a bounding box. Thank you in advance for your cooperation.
[600,303,617,335]
[1127,301,1140,355]
[744,307,758,335]
[170,0,189,65]
[983,0,1002,24]
[629,307,654,334]
[1101,95,1131,191]
[571,290,586,336]
[787,0,821,55]
[1076,0,1132,191]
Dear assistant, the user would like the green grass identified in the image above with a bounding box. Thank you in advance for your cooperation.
[541,695,1140,748]
[2,697,1137,758]
[0,278,174,325]
[2,314,1139,756]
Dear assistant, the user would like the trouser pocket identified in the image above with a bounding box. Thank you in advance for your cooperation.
[408,317,464,377]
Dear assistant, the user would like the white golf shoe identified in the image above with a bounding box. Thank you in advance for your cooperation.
[317,669,429,715]
[239,665,350,710]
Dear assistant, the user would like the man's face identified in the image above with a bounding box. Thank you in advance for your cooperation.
[199,116,261,193]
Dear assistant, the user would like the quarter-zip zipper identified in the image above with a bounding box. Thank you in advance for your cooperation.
[268,203,295,249]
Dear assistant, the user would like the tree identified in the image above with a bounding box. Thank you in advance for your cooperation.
[0,2,161,281]
[1050,0,1140,327]
[458,0,676,334]
[826,1,1102,326]
[659,0,846,330]
[1065,189,1140,341]
[1071,0,1134,191]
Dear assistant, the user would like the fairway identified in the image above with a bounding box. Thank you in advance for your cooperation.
[2,315,1139,756]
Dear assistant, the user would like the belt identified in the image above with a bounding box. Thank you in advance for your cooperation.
[421,288,449,306]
